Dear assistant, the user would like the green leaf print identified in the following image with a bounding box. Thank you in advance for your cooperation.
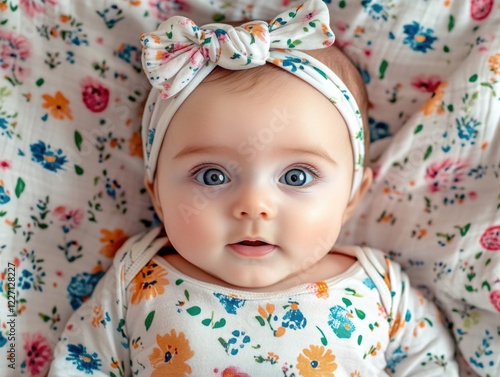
[379,60,388,79]
[15,178,25,198]
[316,326,328,346]
[342,297,352,307]
[202,318,211,326]
[255,316,266,326]
[218,337,228,349]
[448,15,455,32]
[423,145,433,160]
[75,131,83,151]
[455,223,471,237]
[145,311,155,331]
[186,306,201,316]
[414,124,423,134]
[74,165,84,175]
[355,308,366,320]
[213,318,226,329]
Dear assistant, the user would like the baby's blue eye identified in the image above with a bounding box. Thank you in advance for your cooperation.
[279,168,314,186]
[195,168,230,185]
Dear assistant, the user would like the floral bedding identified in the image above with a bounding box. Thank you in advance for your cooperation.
[0,1,498,376]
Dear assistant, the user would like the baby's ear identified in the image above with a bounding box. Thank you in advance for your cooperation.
[144,175,164,222]
[343,167,373,223]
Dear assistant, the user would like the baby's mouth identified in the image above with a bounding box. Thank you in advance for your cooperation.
[238,240,268,246]
[229,239,276,257]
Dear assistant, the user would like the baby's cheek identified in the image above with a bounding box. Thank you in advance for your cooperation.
[166,196,218,249]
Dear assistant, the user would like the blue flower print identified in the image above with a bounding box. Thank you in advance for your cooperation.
[66,343,102,374]
[0,331,7,347]
[0,116,8,131]
[116,43,142,73]
[30,141,67,172]
[67,270,105,310]
[328,305,356,339]
[221,330,251,356]
[105,177,121,200]
[362,0,391,21]
[281,56,307,73]
[0,184,11,205]
[386,345,408,373]
[18,269,34,290]
[214,293,246,314]
[368,116,392,142]
[146,128,155,159]
[362,277,376,290]
[282,301,307,330]
[402,22,437,53]
[456,116,480,146]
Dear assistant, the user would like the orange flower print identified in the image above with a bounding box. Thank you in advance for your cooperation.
[99,228,128,258]
[421,81,447,116]
[129,131,143,157]
[388,311,407,339]
[149,330,194,377]
[130,260,169,304]
[91,305,104,328]
[243,23,268,43]
[296,345,337,377]
[41,91,73,120]
[489,53,500,74]
[307,282,329,299]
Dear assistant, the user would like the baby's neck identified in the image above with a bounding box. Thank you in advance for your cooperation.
[162,250,357,292]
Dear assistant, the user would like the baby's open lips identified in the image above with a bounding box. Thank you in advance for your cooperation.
[228,239,277,257]
[237,240,269,246]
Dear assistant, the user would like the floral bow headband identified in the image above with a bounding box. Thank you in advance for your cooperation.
[141,0,365,198]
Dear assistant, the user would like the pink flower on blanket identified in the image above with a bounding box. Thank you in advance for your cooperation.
[20,0,57,18]
[52,205,84,231]
[480,225,500,251]
[80,76,110,113]
[425,158,468,193]
[490,290,500,312]
[148,0,191,21]
[0,29,32,83]
[21,332,52,376]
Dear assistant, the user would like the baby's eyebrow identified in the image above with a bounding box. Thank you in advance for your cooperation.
[279,147,337,165]
[174,145,234,159]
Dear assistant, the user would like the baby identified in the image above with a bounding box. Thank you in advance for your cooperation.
[49,0,459,376]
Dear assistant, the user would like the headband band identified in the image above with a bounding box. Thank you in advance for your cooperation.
[141,0,365,198]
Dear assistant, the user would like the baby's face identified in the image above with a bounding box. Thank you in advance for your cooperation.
[152,71,356,289]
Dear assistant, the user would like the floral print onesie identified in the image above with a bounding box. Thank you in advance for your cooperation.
[48,227,459,376]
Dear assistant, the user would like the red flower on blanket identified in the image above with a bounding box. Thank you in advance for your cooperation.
[470,0,494,21]
[20,332,52,376]
[480,225,500,251]
[218,366,251,377]
[490,290,500,312]
[425,158,468,193]
[80,76,110,113]
[411,75,442,93]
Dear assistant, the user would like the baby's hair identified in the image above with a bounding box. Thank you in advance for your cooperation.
[203,45,370,166]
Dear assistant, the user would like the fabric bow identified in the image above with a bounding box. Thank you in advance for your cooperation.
[141,0,334,99]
